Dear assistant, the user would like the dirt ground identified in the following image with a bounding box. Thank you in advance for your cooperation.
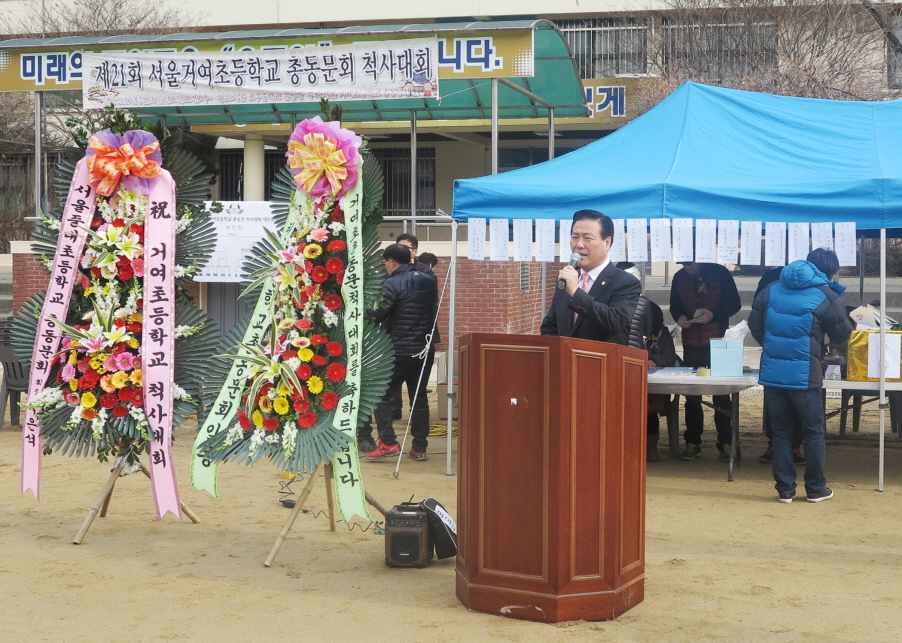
[2,393,902,643]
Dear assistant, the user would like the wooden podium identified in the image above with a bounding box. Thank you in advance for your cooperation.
[455,333,647,623]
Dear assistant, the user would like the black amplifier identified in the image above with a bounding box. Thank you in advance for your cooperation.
[384,503,433,568]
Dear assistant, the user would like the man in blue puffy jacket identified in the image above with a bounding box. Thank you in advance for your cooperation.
[748,248,852,504]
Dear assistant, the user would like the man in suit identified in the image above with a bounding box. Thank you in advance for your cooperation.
[540,209,640,345]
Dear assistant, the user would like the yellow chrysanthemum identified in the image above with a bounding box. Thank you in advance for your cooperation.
[277,383,291,397]
[83,287,94,297]
[303,244,323,259]
[252,410,264,428]
[273,397,290,415]
[68,351,78,365]
[69,378,79,391]
[307,375,324,395]
[128,312,143,323]
[102,285,111,296]
[111,371,129,389]
[80,392,97,408]
[129,368,142,386]
[127,338,139,349]
[298,348,314,362]
[89,353,107,370]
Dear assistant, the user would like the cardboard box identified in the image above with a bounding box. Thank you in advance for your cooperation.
[437,382,458,421]
[709,339,744,377]
[847,330,902,382]
[434,351,459,385]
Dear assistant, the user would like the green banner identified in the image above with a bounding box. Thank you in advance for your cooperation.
[190,199,298,497]
[330,183,372,523]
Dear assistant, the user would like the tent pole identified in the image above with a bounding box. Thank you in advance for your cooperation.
[878,228,886,492]
[491,79,499,175]
[446,221,459,476]
[859,235,865,306]
[410,110,418,236]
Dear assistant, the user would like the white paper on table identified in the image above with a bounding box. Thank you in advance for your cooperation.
[672,218,694,262]
[467,218,486,260]
[558,219,573,262]
[740,220,762,266]
[489,218,509,261]
[534,219,555,262]
[764,221,787,266]
[788,222,809,263]
[695,219,717,263]
[650,218,671,263]
[835,222,857,266]
[717,220,739,264]
[627,218,648,262]
[811,222,833,253]
[512,218,533,262]
[867,332,901,379]
[609,218,626,263]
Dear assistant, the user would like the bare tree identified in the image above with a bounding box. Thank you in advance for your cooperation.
[0,0,204,38]
[633,0,899,112]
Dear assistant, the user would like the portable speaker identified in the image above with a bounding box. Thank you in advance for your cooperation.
[384,503,433,568]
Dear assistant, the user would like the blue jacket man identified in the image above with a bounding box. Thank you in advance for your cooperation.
[748,248,852,504]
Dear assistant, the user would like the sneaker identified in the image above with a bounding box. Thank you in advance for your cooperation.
[759,446,774,464]
[793,448,806,465]
[365,440,400,460]
[806,488,834,503]
[408,449,427,461]
[778,490,796,504]
[678,444,701,460]
[357,437,377,454]
[717,443,733,463]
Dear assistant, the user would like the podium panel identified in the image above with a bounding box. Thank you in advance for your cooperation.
[456,333,647,623]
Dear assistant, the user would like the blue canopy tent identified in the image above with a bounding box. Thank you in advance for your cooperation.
[448,82,902,489]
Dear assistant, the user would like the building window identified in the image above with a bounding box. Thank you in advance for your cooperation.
[498,147,577,174]
[556,18,648,78]
[216,150,287,201]
[370,147,436,218]
[662,19,777,82]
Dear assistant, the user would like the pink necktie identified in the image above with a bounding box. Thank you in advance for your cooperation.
[574,272,591,325]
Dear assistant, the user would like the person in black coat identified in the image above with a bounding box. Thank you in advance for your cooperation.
[364,243,438,461]
[540,210,640,345]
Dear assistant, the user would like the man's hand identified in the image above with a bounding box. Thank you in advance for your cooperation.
[693,308,714,324]
[558,265,579,296]
[676,315,692,329]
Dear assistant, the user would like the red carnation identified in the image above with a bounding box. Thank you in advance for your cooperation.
[112,405,129,417]
[310,334,327,345]
[304,260,314,274]
[113,319,126,328]
[294,319,312,330]
[119,266,134,281]
[91,267,102,279]
[311,266,329,284]
[326,342,342,356]
[320,391,339,410]
[100,393,119,409]
[330,206,344,223]
[132,390,144,406]
[282,350,298,360]
[111,218,125,228]
[312,355,327,367]
[127,322,142,333]
[323,294,343,311]
[327,240,346,252]
[293,398,311,413]
[116,255,129,267]
[327,362,347,383]
[263,416,279,431]
[326,258,344,274]
[298,412,318,428]
[118,386,135,402]
[237,409,250,429]
[130,223,144,236]
[295,364,312,380]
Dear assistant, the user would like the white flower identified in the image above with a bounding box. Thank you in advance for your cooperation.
[264,433,280,444]
[174,264,197,278]
[224,426,244,447]
[281,422,298,459]
[24,387,65,411]
[249,428,267,454]
[91,408,109,441]
[172,385,192,402]
[174,324,203,339]
[329,221,345,235]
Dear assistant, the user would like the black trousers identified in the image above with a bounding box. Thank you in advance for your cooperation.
[374,348,435,452]
[682,346,732,446]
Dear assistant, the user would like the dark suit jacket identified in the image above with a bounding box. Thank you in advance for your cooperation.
[540,263,641,346]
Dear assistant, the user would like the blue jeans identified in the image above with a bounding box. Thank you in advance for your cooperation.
[764,387,827,496]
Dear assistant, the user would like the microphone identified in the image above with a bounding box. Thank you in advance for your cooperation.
[557,253,582,290]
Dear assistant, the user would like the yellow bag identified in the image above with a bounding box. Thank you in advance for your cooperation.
[846,330,902,382]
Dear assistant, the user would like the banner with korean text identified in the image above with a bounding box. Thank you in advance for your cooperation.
[82,38,438,109]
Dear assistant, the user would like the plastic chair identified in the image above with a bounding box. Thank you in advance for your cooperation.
[0,343,28,429]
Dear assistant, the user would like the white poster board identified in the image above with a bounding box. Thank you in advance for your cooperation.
[764,221,787,266]
[695,219,717,263]
[672,218,694,262]
[489,218,509,261]
[718,220,739,265]
[558,219,573,262]
[196,201,274,282]
[650,218,671,263]
[467,218,486,260]
[512,219,532,262]
[740,220,762,266]
[868,333,901,379]
[788,222,809,263]
[626,218,648,262]
[835,222,857,266]
[534,219,555,262]
[609,218,626,263]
